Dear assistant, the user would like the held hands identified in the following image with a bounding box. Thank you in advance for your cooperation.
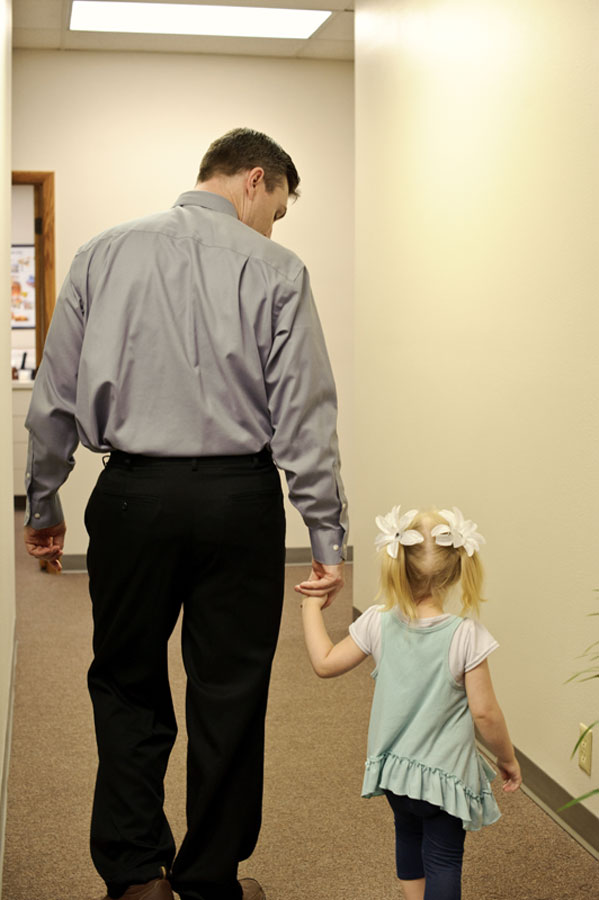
[24,520,66,573]
[294,560,344,609]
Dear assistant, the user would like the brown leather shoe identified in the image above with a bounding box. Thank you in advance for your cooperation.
[103,877,175,900]
[240,878,266,900]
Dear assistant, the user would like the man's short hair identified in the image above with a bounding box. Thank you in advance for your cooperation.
[197,127,300,197]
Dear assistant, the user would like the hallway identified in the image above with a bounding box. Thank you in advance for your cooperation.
[4,511,598,899]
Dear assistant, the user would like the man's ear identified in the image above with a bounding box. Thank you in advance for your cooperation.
[245,167,266,196]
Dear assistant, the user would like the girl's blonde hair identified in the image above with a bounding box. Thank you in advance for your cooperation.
[378,509,485,619]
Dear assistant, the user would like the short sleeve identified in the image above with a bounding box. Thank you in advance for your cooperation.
[448,618,499,682]
[349,605,383,663]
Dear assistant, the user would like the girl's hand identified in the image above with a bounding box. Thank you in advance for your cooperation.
[294,560,344,608]
[498,757,522,792]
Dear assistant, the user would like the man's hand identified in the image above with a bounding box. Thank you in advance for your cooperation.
[294,560,344,609]
[24,520,66,573]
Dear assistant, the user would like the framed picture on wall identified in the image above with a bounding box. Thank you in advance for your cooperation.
[11,243,36,329]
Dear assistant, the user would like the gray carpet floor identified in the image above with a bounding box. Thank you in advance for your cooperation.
[4,511,599,899]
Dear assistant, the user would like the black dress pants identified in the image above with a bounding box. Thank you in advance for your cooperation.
[85,450,286,900]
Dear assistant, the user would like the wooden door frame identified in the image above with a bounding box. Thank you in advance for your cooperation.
[11,171,56,367]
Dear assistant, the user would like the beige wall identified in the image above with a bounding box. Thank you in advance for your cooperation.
[0,0,15,886]
[12,49,354,556]
[355,0,599,814]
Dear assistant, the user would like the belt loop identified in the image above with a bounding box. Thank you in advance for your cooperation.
[102,454,110,468]
[192,458,198,471]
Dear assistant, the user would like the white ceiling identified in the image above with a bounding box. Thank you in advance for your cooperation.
[13,0,354,60]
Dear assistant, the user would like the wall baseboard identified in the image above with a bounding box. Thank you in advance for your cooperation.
[61,547,354,572]
[61,554,87,572]
[479,742,599,859]
[512,745,599,859]
[0,628,17,900]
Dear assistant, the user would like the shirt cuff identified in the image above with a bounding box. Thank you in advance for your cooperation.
[309,528,348,565]
[24,493,64,529]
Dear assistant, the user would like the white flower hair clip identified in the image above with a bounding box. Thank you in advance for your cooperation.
[431,507,486,557]
[375,505,424,559]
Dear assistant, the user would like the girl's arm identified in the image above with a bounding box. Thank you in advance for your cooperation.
[301,596,369,678]
[465,659,522,792]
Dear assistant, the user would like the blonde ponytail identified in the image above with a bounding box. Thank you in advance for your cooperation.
[458,549,485,617]
[378,544,419,620]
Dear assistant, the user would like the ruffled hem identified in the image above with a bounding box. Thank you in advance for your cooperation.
[361,752,501,832]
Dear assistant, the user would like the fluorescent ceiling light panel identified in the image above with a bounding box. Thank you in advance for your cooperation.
[70,1,332,39]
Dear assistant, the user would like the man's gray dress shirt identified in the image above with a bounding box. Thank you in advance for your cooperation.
[25,191,347,565]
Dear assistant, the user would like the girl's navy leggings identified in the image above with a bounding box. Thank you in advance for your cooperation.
[384,792,466,900]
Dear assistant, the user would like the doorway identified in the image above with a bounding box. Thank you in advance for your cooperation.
[11,171,56,368]
[10,172,55,500]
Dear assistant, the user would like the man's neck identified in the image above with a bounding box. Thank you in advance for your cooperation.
[194,176,244,219]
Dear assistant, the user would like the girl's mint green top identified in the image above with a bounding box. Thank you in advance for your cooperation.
[362,611,501,831]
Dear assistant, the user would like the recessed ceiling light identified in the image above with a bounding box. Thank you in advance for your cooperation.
[70,1,332,40]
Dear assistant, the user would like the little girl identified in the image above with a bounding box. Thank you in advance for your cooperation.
[298,505,521,900]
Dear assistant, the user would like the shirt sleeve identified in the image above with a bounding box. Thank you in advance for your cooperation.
[24,268,85,528]
[264,265,348,565]
[349,605,382,660]
[449,618,499,682]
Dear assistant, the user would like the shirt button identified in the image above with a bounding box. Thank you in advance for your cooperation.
[26,472,31,478]
[34,513,41,519]
[333,544,339,551]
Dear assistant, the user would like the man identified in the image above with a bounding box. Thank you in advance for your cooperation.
[24,128,347,900]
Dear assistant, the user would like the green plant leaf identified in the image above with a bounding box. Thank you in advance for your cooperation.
[558,789,599,811]
[565,669,599,683]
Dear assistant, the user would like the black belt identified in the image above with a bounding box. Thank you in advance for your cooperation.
[105,447,272,469]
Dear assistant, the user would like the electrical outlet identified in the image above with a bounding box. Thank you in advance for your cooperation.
[578,723,593,776]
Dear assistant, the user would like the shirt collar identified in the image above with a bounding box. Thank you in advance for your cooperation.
[173,190,238,219]
[395,609,452,628]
